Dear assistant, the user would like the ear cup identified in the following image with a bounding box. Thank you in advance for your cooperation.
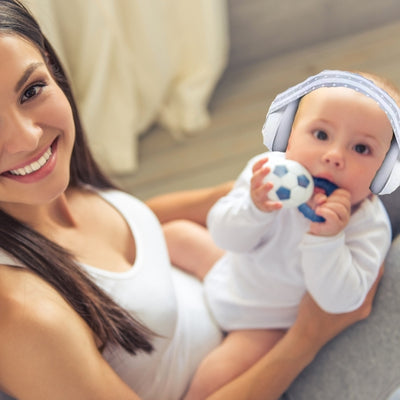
[262,100,300,151]
[370,140,399,194]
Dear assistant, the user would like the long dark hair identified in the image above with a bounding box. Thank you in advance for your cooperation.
[0,0,154,354]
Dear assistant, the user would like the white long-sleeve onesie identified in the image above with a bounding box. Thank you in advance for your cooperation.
[204,152,392,331]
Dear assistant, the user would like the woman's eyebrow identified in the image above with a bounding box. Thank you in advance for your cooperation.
[14,62,44,93]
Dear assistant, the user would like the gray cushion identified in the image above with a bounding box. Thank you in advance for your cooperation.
[381,186,400,238]
[283,234,400,400]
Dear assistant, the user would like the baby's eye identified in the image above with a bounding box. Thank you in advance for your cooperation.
[354,143,371,155]
[313,130,328,141]
[20,82,46,103]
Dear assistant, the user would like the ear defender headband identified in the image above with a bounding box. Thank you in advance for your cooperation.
[262,70,400,195]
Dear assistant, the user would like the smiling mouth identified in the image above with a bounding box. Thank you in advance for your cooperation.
[7,146,53,176]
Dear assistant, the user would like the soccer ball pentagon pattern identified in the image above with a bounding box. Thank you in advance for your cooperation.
[263,157,314,208]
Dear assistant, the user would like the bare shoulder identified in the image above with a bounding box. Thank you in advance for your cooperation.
[0,265,138,400]
[0,266,97,396]
[0,263,96,356]
[0,264,88,332]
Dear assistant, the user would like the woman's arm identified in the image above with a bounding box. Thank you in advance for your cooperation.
[207,265,383,400]
[145,181,234,226]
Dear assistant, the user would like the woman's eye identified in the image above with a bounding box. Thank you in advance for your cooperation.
[21,83,46,103]
[354,143,370,155]
[313,130,328,141]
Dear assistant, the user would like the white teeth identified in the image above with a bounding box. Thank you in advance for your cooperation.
[9,147,52,176]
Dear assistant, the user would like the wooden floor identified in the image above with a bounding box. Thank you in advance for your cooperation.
[113,21,400,201]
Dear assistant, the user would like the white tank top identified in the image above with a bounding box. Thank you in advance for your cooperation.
[0,190,222,400]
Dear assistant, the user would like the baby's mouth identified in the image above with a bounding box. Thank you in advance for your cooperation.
[313,177,338,196]
[306,177,338,209]
[299,177,339,222]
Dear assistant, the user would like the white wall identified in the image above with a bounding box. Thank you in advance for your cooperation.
[228,0,400,69]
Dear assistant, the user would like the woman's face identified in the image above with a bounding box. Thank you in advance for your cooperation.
[0,35,75,210]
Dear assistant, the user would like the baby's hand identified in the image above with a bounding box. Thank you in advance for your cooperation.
[250,157,283,212]
[308,188,351,236]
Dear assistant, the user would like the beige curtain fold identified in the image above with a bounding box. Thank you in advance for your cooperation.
[24,0,229,173]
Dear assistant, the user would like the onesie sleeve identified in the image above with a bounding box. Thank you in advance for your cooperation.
[299,197,391,313]
[207,153,277,252]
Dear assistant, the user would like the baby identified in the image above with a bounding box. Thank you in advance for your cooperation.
[163,70,400,399]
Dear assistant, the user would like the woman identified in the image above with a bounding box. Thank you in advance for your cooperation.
[0,1,382,399]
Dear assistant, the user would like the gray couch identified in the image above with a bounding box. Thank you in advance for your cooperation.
[281,187,400,399]
[382,187,400,239]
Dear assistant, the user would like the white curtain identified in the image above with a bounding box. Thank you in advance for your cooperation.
[24,0,229,173]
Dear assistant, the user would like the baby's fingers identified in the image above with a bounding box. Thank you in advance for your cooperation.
[251,160,271,190]
[252,156,269,174]
[310,200,350,236]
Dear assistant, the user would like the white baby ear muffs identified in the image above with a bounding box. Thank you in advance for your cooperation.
[262,70,400,195]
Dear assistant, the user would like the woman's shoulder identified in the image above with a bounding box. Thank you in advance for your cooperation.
[0,267,129,399]
[0,266,97,357]
[78,187,156,221]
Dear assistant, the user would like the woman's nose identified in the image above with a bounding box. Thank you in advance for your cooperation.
[1,111,42,153]
[322,147,345,168]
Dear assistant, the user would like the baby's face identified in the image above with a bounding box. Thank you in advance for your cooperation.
[285,87,393,205]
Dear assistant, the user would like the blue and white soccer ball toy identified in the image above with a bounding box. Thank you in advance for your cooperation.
[264,157,314,208]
